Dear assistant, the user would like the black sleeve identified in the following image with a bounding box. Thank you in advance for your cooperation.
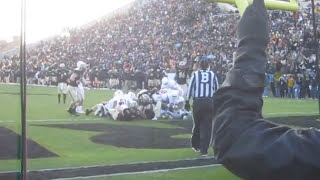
[211,0,320,180]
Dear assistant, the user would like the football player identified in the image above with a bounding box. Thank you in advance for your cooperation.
[166,91,191,119]
[152,82,190,119]
[57,63,69,104]
[147,69,155,89]
[161,77,184,97]
[85,90,124,115]
[175,61,189,97]
[67,61,87,115]
[137,90,155,120]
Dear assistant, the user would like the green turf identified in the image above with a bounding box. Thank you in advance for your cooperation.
[263,98,318,117]
[0,85,21,173]
[1,84,317,122]
[0,84,318,180]
[0,85,200,172]
[72,166,242,180]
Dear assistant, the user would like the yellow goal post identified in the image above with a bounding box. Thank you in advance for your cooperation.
[204,0,299,16]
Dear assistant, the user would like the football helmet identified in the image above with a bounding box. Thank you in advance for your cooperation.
[114,90,124,97]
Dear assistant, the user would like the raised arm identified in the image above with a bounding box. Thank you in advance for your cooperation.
[211,0,320,179]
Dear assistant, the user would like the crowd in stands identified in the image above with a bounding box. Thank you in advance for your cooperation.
[0,0,320,99]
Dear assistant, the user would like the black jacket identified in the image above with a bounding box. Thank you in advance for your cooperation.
[211,0,320,179]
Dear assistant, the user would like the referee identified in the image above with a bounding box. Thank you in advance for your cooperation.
[185,58,219,156]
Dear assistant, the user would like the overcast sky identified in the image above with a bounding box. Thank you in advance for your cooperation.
[0,0,135,43]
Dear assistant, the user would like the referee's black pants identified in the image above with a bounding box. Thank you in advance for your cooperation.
[191,98,213,154]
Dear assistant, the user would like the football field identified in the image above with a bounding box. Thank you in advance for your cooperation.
[0,84,318,180]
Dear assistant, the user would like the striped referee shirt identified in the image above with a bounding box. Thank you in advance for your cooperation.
[186,69,219,100]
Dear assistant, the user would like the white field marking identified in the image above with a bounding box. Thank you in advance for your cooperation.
[0,157,216,174]
[264,112,318,115]
[0,118,104,124]
[0,120,15,123]
[50,164,222,180]
[0,83,57,88]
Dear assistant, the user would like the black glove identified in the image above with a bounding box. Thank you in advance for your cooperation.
[184,101,190,111]
[168,104,174,112]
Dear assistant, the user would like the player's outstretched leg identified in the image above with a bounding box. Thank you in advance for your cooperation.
[58,94,61,104]
[86,109,93,115]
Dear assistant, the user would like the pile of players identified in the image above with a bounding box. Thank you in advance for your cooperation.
[85,77,191,121]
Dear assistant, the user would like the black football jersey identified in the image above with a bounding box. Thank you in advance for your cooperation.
[69,70,83,87]
[176,67,188,85]
[148,71,155,80]
[57,69,69,83]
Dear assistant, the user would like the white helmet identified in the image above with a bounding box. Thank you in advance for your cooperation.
[171,91,179,98]
[59,63,65,68]
[129,101,138,108]
[137,89,148,97]
[162,77,169,86]
[114,90,124,97]
[152,93,162,103]
[179,61,186,67]
[77,61,87,70]
[127,92,136,100]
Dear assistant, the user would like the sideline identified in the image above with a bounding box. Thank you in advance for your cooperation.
[0,118,103,124]
[265,112,318,115]
[51,164,222,180]
[0,156,217,175]
[0,157,215,174]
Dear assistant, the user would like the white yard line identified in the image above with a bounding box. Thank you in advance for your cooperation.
[0,118,104,124]
[0,83,112,91]
[0,157,216,174]
[0,120,15,123]
[50,164,222,180]
[264,112,318,115]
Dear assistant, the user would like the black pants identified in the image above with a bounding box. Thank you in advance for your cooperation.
[191,98,213,154]
[270,82,275,97]
[136,80,143,89]
[280,86,286,98]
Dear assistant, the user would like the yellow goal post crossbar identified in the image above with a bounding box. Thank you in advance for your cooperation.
[205,0,299,16]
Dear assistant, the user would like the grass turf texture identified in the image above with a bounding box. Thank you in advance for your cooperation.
[0,84,318,179]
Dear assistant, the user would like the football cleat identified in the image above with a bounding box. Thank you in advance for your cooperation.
[85,109,93,115]
[192,147,200,153]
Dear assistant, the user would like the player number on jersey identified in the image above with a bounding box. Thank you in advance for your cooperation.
[201,72,209,83]
[179,72,185,78]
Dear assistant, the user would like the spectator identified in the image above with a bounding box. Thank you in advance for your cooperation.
[294,74,303,99]
[0,0,318,101]
[287,74,295,98]
[279,74,287,98]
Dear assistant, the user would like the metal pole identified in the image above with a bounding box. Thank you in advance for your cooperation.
[311,0,320,117]
[311,0,319,63]
[20,0,27,179]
